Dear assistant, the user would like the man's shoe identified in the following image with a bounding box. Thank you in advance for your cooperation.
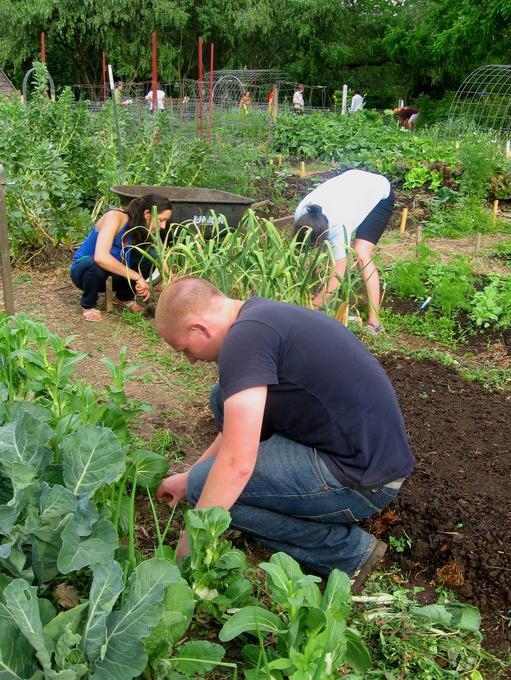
[351,540,388,593]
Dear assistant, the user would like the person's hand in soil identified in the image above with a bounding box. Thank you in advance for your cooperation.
[135,277,151,301]
[156,471,188,508]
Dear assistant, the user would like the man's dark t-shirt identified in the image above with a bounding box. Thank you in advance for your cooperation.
[219,298,414,489]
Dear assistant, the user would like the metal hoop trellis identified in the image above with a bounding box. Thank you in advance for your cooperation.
[449,64,511,136]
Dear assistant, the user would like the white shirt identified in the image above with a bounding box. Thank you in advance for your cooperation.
[145,89,166,110]
[350,93,364,112]
[294,170,391,259]
[293,90,304,109]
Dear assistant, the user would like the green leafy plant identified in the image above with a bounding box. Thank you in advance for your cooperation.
[388,531,412,553]
[182,507,253,617]
[219,552,371,679]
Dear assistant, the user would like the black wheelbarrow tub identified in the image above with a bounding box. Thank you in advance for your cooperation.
[111,185,254,229]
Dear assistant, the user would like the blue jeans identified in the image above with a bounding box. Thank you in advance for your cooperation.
[187,384,402,576]
[70,250,153,309]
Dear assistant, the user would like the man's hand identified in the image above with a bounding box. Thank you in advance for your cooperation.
[176,530,190,563]
[156,472,188,508]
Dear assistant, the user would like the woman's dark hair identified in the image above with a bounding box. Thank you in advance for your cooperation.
[293,204,329,248]
[123,193,173,244]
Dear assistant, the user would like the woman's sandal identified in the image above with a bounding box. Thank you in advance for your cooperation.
[365,322,383,335]
[116,299,145,313]
[82,308,102,322]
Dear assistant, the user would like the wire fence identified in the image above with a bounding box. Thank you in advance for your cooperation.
[72,70,332,142]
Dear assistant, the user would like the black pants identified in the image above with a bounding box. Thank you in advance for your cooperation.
[70,251,152,309]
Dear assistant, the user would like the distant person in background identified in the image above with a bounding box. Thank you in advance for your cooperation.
[293,169,394,333]
[267,84,277,115]
[293,84,305,114]
[239,91,252,114]
[393,106,420,131]
[114,81,124,105]
[145,87,166,112]
[350,90,364,113]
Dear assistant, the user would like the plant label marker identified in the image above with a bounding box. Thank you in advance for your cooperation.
[300,161,306,177]
[492,199,499,225]
[399,207,408,233]
[506,141,511,158]
[416,224,423,256]
[474,232,482,256]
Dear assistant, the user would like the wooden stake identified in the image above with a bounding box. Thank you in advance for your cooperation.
[336,301,349,326]
[492,199,499,225]
[277,154,282,166]
[0,165,15,316]
[300,161,306,178]
[106,276,113,312]
[399,207,408,233]
[506,140,511,158]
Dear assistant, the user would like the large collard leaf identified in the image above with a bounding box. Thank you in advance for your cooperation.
[0,618,40,680]
[168,640,225,677]
[145,580,195,662]
[28,484,78,584]
[218,606,286,642]
[89,559,181,680]
[62,425,125,499]
[130,449,169,490]
[0,410,53,473]
[58,517,118,574]
[81,562,124,663]
[2,579,62,678]
[38,484,77,525]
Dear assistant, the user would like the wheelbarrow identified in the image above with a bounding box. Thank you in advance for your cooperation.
[110,184,258,286]
[111,185,255,233]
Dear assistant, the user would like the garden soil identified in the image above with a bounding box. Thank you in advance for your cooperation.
[8,267,511,652]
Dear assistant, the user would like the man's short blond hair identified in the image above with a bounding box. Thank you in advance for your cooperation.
[155,277,227,333]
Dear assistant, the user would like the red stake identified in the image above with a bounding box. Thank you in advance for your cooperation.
[102,52,107,101]
[151,31,158,113]
[41,32,46,63]
[209,42,214,143]
[198,37,203,140]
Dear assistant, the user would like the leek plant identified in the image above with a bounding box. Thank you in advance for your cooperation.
[131,209,366,315]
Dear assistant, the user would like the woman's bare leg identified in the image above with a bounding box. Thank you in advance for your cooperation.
[354,239,380,326]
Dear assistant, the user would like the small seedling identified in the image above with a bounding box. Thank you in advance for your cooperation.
[389,531,412,553]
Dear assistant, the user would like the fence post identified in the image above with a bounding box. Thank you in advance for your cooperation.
[341,84,348,115]
[0,165,15,315]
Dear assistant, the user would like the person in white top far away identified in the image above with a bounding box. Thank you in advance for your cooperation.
[145,87,166,111]
[350,90,364,112]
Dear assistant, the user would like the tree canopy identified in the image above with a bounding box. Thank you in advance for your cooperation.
[0,0,509,105]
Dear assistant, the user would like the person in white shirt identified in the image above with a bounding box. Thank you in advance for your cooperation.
[293,84,305,114]
[145,87,166,111]
[350,91,364,113]
[294,169,394,332]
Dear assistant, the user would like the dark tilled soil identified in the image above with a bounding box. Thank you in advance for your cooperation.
[377,356,511,649]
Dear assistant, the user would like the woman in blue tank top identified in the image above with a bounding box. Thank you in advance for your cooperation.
[70,194,172,321]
